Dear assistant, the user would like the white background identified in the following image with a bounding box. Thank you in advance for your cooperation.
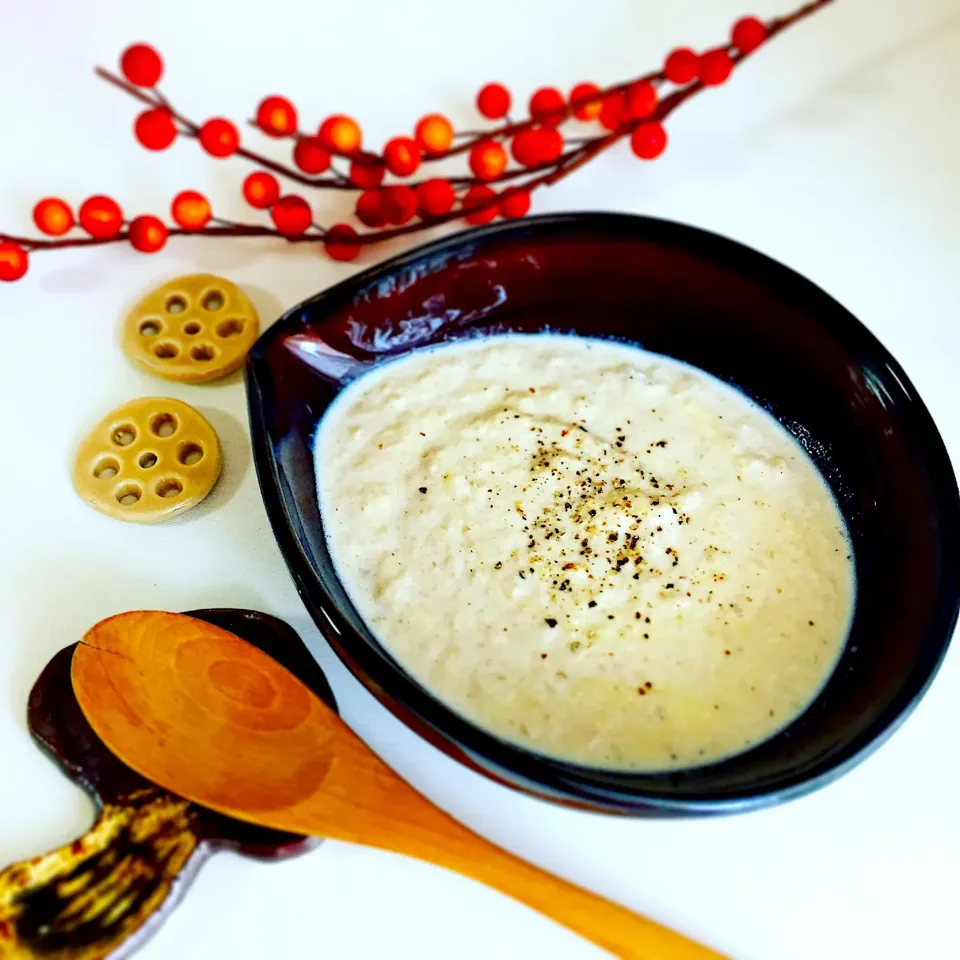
[1,1,958,957]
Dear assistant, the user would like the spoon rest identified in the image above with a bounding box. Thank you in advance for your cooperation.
[0,608,335,960]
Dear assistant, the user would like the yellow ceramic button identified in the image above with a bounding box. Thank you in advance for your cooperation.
[123,274,259,383]
[73,397,222,523]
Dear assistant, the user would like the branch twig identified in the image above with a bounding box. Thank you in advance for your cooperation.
[0,0,836,271]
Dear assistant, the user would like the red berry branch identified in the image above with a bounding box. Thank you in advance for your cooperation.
[0,0,834,282]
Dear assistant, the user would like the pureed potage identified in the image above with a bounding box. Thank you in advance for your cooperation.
[314,334,855,771]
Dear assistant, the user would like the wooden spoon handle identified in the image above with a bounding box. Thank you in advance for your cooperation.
[272,714,723,958]
[296,724,725,959]
[396,830,725,960]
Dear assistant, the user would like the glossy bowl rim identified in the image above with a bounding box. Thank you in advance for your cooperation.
[247,211,960,815]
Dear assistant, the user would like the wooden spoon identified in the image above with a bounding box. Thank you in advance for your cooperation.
[71,611,725,960]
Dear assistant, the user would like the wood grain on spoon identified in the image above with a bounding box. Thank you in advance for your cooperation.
[72,611,726,960]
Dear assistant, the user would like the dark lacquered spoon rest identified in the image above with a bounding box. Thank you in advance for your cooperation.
[0,609,336,960]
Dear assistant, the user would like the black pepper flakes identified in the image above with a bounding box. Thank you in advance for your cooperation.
[418,486,427,494]
[545,618,558,628]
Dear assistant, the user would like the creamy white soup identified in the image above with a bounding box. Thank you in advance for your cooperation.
[315,334,855,770]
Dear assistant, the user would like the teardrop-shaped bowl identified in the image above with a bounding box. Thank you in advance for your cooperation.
[245,213,960,816]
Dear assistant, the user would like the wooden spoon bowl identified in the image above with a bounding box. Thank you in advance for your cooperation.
[71,610,725,959]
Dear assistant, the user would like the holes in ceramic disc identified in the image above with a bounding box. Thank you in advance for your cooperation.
[202,290,225,311]
[154,342,180,360]
[178,442,204,466]
[116,483,142,506]
[166,295,188,314]
[215,318,244,339]
[139,319,162,337]
[191,344,216,362]
[156,477,184,499]
[138,451,159,469]
[93,456,120,480]
[111,424,136,447]
[183,320,202,336]
[150,413,179,438]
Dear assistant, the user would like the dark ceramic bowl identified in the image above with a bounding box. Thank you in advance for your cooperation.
[246,213,960,816]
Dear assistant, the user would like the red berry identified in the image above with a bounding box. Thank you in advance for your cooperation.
[78,196,123,239]
[664,47,700,84]
[383,137,421,177]
[529,87,565,127]
[199,118,239,157]
[270,195,312,236]
[538,128,563,163]
[355,190,385,228]
[293,136,332,174]
[500,188,531,219]
[731,16,768,53]
[349,160,385,188]
[569,82,603,121]
[380,185,417,226]
[462,185,498,225]
[511,127,563,168]
[416,178,456,218]
[0,242,28,282]
[171,190,211,230]
[134,108,176,150]
[625,80,658,120]
[256,96,297,137]
[243,171,280,209]
[598,94,625,131]
[699,48,734,86]
[469,140,508,180]
[630,122,668,160]
[476,83,511,119]
[33,198,74,236]
[324,224,361,262]
[511,129,541,168]
[120,44,163,87]
[318,115,362,154]
[128,215,168,253]
[414,114,454,155]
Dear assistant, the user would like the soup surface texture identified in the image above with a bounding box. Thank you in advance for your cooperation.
[315,334,855,770]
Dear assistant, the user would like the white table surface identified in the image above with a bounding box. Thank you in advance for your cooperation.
[2,1,958,957]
